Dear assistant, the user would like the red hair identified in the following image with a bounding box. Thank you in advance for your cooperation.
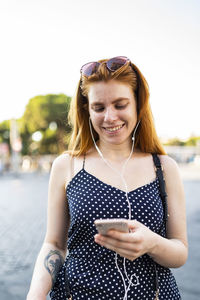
[67,58,166,156]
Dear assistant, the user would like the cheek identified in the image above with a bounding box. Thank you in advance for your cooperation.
[119,110,135,121]
[129,104,138,120]
[90,113,103,128]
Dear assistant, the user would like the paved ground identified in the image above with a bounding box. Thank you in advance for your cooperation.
[0,164,199,300]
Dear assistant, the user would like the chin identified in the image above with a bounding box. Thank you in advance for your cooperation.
[103,136,131,145]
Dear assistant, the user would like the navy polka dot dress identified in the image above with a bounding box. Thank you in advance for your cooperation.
[50,157,181,300]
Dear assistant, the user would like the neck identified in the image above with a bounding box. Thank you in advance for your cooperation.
[97,139,135,162]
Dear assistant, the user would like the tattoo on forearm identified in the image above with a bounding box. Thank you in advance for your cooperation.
[44,250,64,286]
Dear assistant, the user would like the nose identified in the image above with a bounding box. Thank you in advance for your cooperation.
[104,107,118,122]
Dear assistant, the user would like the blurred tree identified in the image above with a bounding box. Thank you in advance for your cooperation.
[185,136,200,146]
[164,138,185,146]
[19,94,72,154]
[0,120,10,146]
[164,136,200,147]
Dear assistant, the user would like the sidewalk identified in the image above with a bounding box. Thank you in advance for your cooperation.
[0,173,48,300]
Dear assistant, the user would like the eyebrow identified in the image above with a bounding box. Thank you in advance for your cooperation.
[91,97,130,106]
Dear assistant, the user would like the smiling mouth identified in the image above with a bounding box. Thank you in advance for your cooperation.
[103,124,125,132]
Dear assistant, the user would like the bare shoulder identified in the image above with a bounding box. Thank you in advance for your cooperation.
[159,154,179,170]
[52,152,71,171]
[158,154,182,182]
[50,153,73,188]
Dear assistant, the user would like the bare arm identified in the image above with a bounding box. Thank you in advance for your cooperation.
[27,154,71,299]
[27,243,66,299]
[147,155,188,267]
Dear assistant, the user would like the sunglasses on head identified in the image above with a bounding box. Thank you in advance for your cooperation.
[80,56,131,77]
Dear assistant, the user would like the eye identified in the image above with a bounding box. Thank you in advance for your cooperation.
[93,106,104,112]
[115,104,127,110]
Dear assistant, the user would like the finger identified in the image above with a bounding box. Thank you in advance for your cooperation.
[106,230,131,241]
[95,237,139,261]
[95,234,139,253]
[95,233,131,246]
[105,239,144,261]
[115,249,138,261]
[106,230,141,243]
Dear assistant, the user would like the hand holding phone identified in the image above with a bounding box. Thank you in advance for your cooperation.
[94,218,129,235]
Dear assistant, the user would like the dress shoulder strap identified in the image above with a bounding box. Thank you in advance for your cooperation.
[69,155,74,181]
[83,153,86,169]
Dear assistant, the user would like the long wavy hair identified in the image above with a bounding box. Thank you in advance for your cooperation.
[67,58,166,156]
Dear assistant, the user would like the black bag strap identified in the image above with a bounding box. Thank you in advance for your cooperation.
[152,153,168,231]
[152,154,169,299]
[49,260,72,300]
[65,270,72,299]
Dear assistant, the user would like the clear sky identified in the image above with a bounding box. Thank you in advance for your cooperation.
[0,0,200,140]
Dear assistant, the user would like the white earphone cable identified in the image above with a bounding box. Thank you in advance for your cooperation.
[89,118,140,299]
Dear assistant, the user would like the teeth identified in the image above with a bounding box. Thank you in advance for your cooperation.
[105,124,123,132]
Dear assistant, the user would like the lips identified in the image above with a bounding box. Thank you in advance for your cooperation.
[103,123,125,132]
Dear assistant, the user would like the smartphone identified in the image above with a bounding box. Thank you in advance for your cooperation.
[94,218,129,235]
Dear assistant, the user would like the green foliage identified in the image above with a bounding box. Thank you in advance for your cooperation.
[0,120,10,130]
[20,94,72,154]
[0,120,10,145]
[164,136,200,147]
[164,138,185,146]
[0,94,72,155]
[21,94,71,132]
[185,136,200,146]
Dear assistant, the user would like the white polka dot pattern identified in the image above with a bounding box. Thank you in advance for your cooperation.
[50,168,181,299]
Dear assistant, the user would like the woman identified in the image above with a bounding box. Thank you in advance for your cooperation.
[27,56,188,300]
